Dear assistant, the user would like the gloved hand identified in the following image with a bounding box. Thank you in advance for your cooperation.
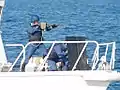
[52,24,59,28]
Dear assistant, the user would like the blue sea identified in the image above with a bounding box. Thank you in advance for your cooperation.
[1,0,120,89]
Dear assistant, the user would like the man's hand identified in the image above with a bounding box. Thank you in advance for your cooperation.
[51,24,59,28]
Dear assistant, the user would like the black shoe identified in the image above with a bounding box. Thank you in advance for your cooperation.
[21,63,26,72]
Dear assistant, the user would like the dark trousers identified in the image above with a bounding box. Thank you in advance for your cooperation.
[21,43,46,72]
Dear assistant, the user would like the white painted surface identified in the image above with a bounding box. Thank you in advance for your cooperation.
[0,0,7,64]
[0,32,7,64]
[0,71,119,90]
[0,0,4,7]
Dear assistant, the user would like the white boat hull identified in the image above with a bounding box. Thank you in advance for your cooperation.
[0,71,119,90]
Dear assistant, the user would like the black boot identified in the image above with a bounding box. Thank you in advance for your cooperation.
[21,63,26,72]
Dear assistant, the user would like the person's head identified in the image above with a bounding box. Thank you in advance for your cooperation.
[30,15,39,26]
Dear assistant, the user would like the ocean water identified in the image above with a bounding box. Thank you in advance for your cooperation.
[1,0,120,89]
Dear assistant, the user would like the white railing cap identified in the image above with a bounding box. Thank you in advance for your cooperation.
[0,0,5,7]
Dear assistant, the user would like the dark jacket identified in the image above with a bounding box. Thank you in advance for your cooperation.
[27,24,52,41]
[43,44,68,63]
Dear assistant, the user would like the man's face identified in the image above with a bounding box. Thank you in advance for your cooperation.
[30,21,39,26]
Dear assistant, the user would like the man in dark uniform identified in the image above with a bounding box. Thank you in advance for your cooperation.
[43,43,68,71]
[21,15,58,71]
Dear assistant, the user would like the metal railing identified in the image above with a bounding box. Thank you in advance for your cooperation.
[91,42,116,70]
[99,42,116,70]
[5,41,116,72]
[5,44,25,72]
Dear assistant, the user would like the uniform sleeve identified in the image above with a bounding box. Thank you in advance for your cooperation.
[46,24,52,31]
[26,26,34,34]
[27,25,41,34]
[54,44,66,57]
[46,23,58,31]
